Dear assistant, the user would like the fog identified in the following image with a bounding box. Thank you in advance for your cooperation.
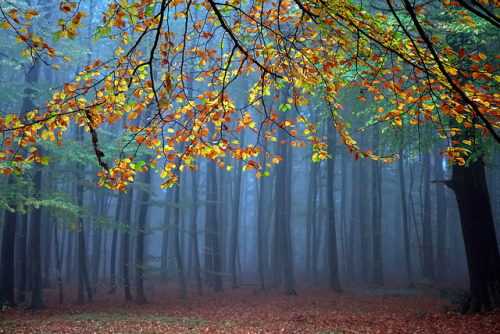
[0,0,499,310]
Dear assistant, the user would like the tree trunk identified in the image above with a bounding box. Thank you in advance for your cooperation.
[135,165,152,304]
[29,168,44,309]
[122,189,134,301]
[422,151,435,282]
[18,214,28,302]
[230,140,243,289]
[434,152,447,283]
[207,156,223,292]
[0,195,17,307]
[76,165,92,305]
[446,159,500,313]
[275,111,296,295]
[109,192,123,294]
[173,172,187,298]
[190,171,203,296]
[398,148,414,287]
[371,129,383,286]
[326,123,341,292]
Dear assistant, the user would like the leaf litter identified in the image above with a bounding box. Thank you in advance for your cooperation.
[1,285,499,333]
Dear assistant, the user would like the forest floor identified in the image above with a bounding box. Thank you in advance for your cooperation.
[1,284,499,333]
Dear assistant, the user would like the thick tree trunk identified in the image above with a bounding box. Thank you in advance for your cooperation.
[0,202,17,307]
[446,160,500,313]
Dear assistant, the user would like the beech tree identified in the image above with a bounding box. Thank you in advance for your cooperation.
[0,0,499,312]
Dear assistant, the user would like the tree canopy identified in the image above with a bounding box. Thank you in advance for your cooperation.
[0,0,499,190]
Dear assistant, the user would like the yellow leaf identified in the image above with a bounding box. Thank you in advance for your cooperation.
[52,64,61,70]
[63,57,71,62]
[2,21,10,29]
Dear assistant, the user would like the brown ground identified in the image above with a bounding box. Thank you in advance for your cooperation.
[1,284,499,333]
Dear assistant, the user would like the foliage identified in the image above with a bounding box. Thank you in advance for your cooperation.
[0,0,498,190]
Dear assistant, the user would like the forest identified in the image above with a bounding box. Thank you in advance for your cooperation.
[0,0,499,332]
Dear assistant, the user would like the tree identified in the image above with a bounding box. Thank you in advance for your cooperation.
[0,0,499,310]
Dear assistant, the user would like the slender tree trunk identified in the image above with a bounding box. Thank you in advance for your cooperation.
[398,148,414,287]
[230,135,243,289]
[190,171,202,296]
[326,124,341,292]
[53,218,63,303]
[372,129,383,286]
[17,214,28,302]
[122,189,134,301]
[29,168,44,309]
[434,152,447,283]
[347,160,358,280]
[422,151,435,282]
[135,165,152,304]
[207,156,223,292]
[358,135,370,283]
[161,191,172,281]
[275,110,296,295]
[76,165,92,304]
[109,192,123,294]
[173,172,187,298]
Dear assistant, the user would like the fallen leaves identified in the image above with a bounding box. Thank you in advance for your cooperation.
[1,285,499,333]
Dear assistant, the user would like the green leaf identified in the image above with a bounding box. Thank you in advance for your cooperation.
[54,31,60,42]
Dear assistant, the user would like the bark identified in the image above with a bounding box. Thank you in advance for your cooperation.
[326,124,341,292]
[446,160,500,313]
[122,189,134,301]
[230,136,243,289]
[173,172,187,299]
[190,171,203,296]
[207,157,223,292]
[434,153,447,282]
[371,130,383,286]
[76,165,92,305]
[29,168,44,309]
[17,214,28,302]
[135,165,152,304]
[109,192,123,294]
[0,197,17,307]
[398,148,414,287]
[275,110,296,295]
[53,219,63,303]
[422,151,435,282]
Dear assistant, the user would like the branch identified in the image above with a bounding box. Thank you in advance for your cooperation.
[402,0,500,145]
